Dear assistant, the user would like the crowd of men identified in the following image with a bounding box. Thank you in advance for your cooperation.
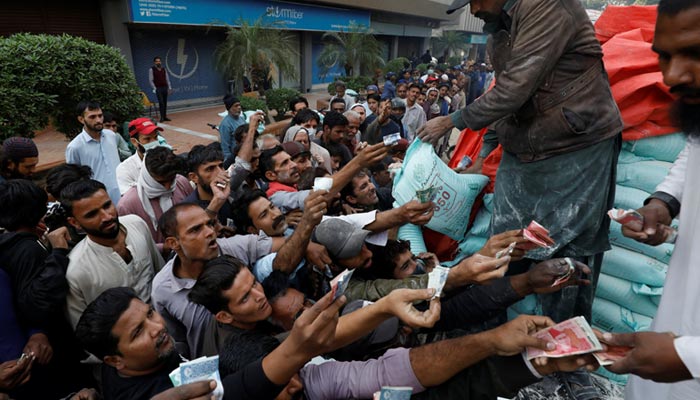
[1,0,700,399]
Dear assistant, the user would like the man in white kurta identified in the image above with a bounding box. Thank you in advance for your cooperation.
[605,2,700,398]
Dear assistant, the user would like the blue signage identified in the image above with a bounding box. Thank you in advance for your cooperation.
[311,39,345,85]
[128,0,371,32]
[130,29,227,102]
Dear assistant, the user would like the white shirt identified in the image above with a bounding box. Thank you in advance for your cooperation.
[65,129,122,205]
[116,153,143,195]
[66,214,164,328]
[402,102,427,142]
[626,139,700,399]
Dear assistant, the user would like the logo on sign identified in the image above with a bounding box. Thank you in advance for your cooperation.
[165,38,199,80]
[266,6,304,19]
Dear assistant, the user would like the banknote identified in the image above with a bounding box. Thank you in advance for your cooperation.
[416,186,438,203]
[427,265,449,299]
[457,155,473,170]
[551,257,576,287]
[496,242,517,259]
[174,355,224,399]
[374,386,413,400]
[523,220,555,248]
[593,344,632,366]
[313,177,333,191]
[383,132,402,147]
[330,269,354,302]
[607,208,677,243]
[526,316,603,360]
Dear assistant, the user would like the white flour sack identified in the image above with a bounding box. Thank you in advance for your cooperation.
[392,140,489,241]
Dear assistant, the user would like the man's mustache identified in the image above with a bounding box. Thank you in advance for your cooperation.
[670,84,700,98]
[272,215,286,230]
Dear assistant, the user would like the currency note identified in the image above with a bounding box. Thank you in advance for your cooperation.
[330,269,354,302]
[551,257,576,287]
[427,265,449,298]
[607,208,677,244]
[526,316,603,360]
[179,356,224,400]
[377,386,413,400]
[593,344,632,366]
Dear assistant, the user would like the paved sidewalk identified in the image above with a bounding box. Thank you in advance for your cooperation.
[34,91,332,173]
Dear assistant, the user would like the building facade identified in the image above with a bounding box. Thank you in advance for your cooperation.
[1,0,473,106]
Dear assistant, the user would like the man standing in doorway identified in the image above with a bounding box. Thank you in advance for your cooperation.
[149,56,172,122]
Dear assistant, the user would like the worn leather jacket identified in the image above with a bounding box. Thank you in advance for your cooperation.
[451,0,623,162]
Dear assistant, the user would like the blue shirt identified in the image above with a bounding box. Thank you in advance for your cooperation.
[65,129,122,205]
[219,113,246,160]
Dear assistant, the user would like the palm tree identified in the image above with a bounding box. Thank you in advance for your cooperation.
[431,30,470,58]
[317,22,385,78]
[214,18,298,94]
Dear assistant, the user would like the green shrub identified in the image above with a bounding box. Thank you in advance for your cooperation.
[326,76,374,95]
[0,33,142,140]
[447,56,462,67]
[383,57,410,74]
[437,63,450,72]
[240,96,268,112]
[415,63,429,73]
[264,87,301,116]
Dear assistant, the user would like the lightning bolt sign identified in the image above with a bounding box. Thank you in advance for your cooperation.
[176,39,188,79]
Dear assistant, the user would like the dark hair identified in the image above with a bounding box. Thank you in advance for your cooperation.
[340,170,369,203]
[153,56,161,62]
[330,98,346,108]
[0,180,48,230]
[45,164,93,199]
[75,287,139,359]
[291,108,320,126]
[297,166,329,190]
[158,202,202,238]
[288,97,309,112]
[219,330,280,377]
[408,83,422,91]
[365,239,412,280]
[658,0,700,15]
[259,145,285,176]
[261,270,291,303]
[325,142,345,159]
[368,160,388,174]
[188,256,247,314]
[145,146,185,178]
[367,93,381,103]
[76,101,101,117]
[103,111,115,123]
[334,81,347,89]
[187,143,223,173]
[396,82,408,91]
[60,179,106,217]
[231,189,267,233]
[233,124,252,145]
[322,111,348,130]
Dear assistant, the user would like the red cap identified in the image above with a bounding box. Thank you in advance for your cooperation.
[128,118,163,137]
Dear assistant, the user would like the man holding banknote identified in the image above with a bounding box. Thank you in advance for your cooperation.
[604,1,700,399]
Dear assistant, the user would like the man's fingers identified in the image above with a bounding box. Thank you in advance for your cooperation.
[151,380,216,400]
[621,225,649,241]
[573,261,592,275]
[642,211,658,236]
[601,332,636,347]
[606,354,636,375]
[523,315,556,331]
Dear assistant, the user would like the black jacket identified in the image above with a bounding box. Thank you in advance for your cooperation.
[0,232,69,329]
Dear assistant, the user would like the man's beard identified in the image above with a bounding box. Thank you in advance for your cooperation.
[6,167,29,180]
[475,11,500,24]
[670,98,700,138]
[83,217,120,239]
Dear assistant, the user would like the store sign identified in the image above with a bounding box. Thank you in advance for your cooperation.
[128,0,371,32]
